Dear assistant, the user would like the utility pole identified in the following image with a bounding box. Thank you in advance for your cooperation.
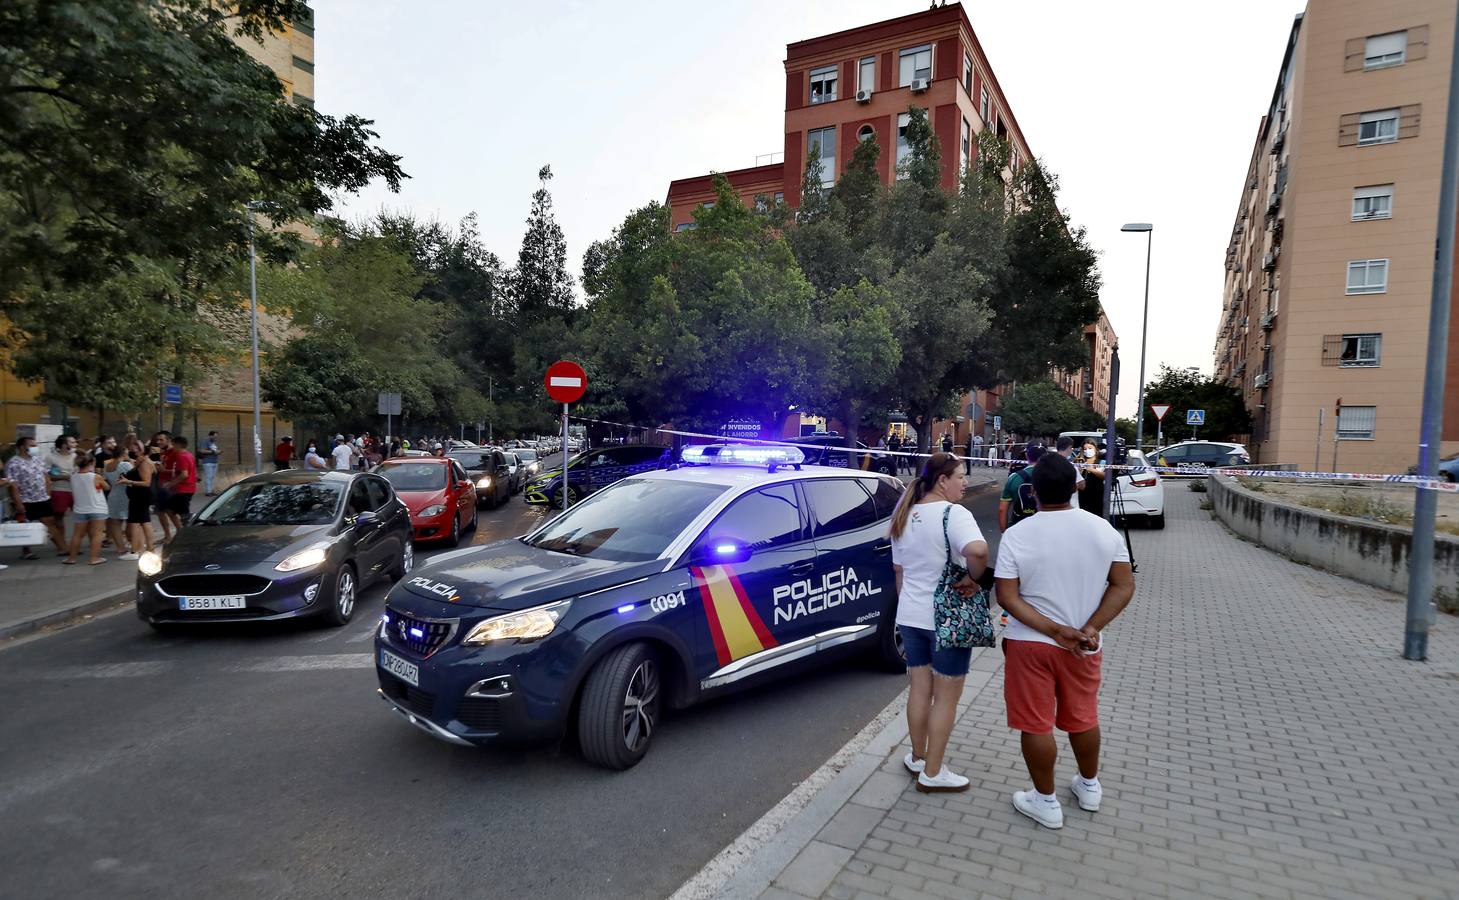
[245,205,263,474]
[1404,5,1459,662]
[1314,407,1323,472]
[1102,350,1121,520]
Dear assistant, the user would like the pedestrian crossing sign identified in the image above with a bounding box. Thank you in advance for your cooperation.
[1186,409,1206,426]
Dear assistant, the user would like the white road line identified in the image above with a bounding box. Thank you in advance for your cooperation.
[346,621,381,643]
[231,653,373,672]
[34,661,173,679]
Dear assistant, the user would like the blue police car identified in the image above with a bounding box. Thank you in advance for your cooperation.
[375,445,906,768]
[521,444,669,506]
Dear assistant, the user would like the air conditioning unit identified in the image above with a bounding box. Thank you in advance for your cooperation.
[1260,311,1275,329]
[1267,191,1281,213]
[1262,251,1277,271]
[855,89,873,103]
[1254,373,1271,389]
[910,78,930,93]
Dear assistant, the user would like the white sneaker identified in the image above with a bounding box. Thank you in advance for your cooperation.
[916,767,970,793]
[903,752,926,775]
[118,553,140,561]
[1070,776,1102,811]
[1012,790,1064,829]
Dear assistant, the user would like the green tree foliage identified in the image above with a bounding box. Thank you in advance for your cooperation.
[1114,417,1138,443]
[509,165,575,322]
[998,381,1102,437]
[1140,365,1252,445]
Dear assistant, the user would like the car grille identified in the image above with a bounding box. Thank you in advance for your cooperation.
[379,675,437,717]
[154,607,272,621]
[158,574,271,596]
[456,698,501,732]
[383,607,456,657]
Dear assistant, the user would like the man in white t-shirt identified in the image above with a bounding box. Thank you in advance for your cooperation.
[994,453,1135,830]
[330,437,353,471]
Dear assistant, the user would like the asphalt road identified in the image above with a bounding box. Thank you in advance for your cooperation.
[0,483,1002,900]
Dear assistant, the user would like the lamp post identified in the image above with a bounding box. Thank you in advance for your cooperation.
[244,200,276,474]
[1121,223,1154,454]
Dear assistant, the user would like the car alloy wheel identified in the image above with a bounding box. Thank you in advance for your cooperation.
[401,541,414,576]
[622,659,659,753]
[324,565,357,626]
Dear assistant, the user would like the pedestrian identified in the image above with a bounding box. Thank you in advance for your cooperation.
[1077,440,1105,515]
[149,432,174,544]
[331,435,353,471]
[274,436,294,470]
[888,433,903,475]
[160,435,198,532]
[998,442,1046,533]
[200,431,221,495]
[119,436,156,555]
[103,443,135,558]
[45,433,78,527]
[888,452,990,793]
[65,452,109,565]
[941,432,953,455]
[304,441,329,471]
[5,435,67,558]
[994,454,1135,829]
[1054,436,1087,495]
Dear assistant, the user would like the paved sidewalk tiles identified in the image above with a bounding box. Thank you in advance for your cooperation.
[732,486,1459,900]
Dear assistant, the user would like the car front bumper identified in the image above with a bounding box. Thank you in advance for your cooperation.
[136,565,335,623]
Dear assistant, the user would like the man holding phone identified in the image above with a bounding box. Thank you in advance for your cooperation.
[994,453,1135,830]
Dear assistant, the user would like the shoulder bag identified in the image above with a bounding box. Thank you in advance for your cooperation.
[932,506,995,650]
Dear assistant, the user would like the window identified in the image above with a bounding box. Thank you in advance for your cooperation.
[980,86,990,123]
[899,44,932,86]
[774,191,784,203]
[962,52,973,93]
[960,117,971,175]
[858,56,876,93]
[1346,258,1389,294]
[700,484,804,552]
[1352,184,1394,220]
[809,65,838,104]
[1342,334,1382,367]
[1336,405,1377,440]
[674,222,696,232]
[1365,31,1407,69]
[364,477,391,510]
[868,479,903,519]
[807,126,836,186]
[857,124,875,143]
[896,113,912,176]
[1159,445,1189,461]
[1358,109,1399,145]
[347,481,372,517]
[293,94,314,110]
[292,55,314,75]
[527,480,728,562]
[1009,145,1018,172]
[803,479,879,537]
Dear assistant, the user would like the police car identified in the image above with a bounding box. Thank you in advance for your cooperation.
[521,444,668,506]
[375,445,906,769]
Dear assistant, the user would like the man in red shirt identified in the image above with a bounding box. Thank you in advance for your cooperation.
[274,436,294,470]
[160,435,199,532]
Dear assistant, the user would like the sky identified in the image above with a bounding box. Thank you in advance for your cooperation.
[318,0,1308,419]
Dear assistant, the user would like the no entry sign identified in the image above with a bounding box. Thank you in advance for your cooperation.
[545,360,587,404]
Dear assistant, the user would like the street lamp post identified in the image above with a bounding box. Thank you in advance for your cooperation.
[244,200,277,474]
[1121,223,1154,454]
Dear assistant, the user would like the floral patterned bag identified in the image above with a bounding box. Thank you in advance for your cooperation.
[932,506,995,650]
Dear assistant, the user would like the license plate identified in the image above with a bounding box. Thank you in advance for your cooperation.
[179,595,247,611]
[379,648,419,687]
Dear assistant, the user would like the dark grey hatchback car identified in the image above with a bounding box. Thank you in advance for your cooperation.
[135,470,414,629]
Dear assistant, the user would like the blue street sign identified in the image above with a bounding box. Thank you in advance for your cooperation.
[162,383,183,405]
[1186,409,1206,426]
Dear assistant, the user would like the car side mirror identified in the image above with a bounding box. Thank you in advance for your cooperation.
[690,539,751,567]
[354,510,379,528]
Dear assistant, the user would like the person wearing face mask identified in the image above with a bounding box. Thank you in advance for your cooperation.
[1052,437,1086,496]
[119,436,157,555]
[1077,440,1105,514]
[6,435,68,558]
[304,441,329,471]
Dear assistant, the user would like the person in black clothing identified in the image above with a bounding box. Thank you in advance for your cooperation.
[889,433,903,475]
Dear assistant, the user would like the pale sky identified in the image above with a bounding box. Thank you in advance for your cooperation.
[319,0,1307,418]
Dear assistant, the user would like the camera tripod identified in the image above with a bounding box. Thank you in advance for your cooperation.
[1106,471,1138,574]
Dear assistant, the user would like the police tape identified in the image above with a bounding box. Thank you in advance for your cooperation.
[565,415,1459,493]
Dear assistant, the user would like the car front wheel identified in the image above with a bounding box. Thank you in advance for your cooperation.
[578,643,660,770]
[322,564,357,626]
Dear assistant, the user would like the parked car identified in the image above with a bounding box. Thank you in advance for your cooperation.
[499,452,528,494]
[515,448,541,478]
[376,457,479,547]
[1407,453,1459,481]
[1110,449,1165,529]
[794,433,894,474]
[445,448,513,508]
[524,444,669,506]
[1152,441,1251,473]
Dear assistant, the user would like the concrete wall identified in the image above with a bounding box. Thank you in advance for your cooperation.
[1208,475,1459,600]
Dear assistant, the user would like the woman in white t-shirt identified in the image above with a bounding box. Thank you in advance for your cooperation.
[888,452,989,793]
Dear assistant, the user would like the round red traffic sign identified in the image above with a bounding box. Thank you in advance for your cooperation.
[544,360,587,404]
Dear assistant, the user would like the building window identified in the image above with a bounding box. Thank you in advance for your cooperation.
[1336,405,1377,440]
[1358,109,1399,145]
[808,126,836,186]
[774,191,784,203]
[960,117,971,174]
[896,113,911,176]
[1009,145,1018,172]
[293,93,314,110]
[962,52,973,93]
[674,222,696,232]
[1346,258,1389,294]
[858,56,875,93]
[292,55,314,75]
[809,65,837,104]
[980,86,990,124]
[857,124,875,143]
[1352,184,1394,220]
[899,44,932,86]
[1365,31,1407,69]
[1324,333,1382,366]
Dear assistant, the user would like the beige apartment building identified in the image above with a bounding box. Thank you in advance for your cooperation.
[1216,0,1457,473]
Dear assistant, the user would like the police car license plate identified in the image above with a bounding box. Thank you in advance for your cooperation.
[179,595,246,611]
[379,648,419,687]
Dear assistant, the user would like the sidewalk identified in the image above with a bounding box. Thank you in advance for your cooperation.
[0,528,150,641]
[687,487,1459,900]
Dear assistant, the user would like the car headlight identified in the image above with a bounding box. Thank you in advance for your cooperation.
[462,600,570,645]
[475,476,492,489]
[420,504,446,517]
[276,541,330,573]
[138,550,163,577]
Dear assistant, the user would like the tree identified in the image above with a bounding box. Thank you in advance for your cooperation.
[998,381,1101,437]
[508,165,575,321]
[1140,365,1252,444]
[1114,417,1138,443]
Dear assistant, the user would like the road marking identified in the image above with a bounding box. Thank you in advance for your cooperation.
[34,661,173,679]
[346,621,381,643]
[232,653,373,672]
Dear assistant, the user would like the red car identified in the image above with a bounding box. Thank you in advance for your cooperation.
[375,457,478,547]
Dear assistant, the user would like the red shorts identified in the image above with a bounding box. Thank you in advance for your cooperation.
[1003,638,1101,734]
[50,491,73,516]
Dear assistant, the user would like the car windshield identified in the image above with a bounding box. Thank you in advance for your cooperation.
[517,450,538,462]
[380,463,449,491]
[523,479,728,561]
[197,480,344,525]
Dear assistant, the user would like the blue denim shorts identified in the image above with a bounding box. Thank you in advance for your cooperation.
[898,625,973,677]
[73,511,109,522]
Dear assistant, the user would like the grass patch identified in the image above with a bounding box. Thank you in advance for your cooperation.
[1188,480,1207,493]
[1235,477,1264,493]
[1199,499,1213,511]
[1297,490,1411,526]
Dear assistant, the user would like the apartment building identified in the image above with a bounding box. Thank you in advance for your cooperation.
[665,2,1116,428]
[1215,0,1457,473]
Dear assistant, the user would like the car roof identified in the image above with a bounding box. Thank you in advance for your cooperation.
[379,456,450,465]
[1162,440,1246,449]
[238,469,359,485]
[632,463,890,491]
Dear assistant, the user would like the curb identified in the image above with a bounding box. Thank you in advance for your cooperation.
[0,588,133,644]
[672,647,1007,900]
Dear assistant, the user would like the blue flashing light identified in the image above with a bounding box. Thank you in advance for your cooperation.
[714,543,740,555]
[680,443,805,469]
[409,627,425,639]
[617,603,636,614]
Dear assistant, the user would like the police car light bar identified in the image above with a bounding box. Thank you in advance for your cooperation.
[680,444,805,471]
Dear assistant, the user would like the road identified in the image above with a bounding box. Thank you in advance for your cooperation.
[0,483,1002,900]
